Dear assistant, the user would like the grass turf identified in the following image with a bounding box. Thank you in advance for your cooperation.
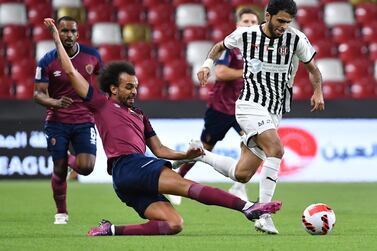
[1,181,376,251]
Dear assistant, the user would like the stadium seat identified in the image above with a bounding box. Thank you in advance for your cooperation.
[2,25,29,44]
[322,80,349,99]
[163,59,191,82]
[147,4,175,27]
[152,22,178,44]
[82,0,107,8]
[202,0,228,7]
[6,41,33,63]
[91,23,122,46]
[134,59,160,83]
[316,58,345,81]
[117,4,145,25]
[211,22,235,42]
[186,41,214,65]
[302,22,329,44]
[127,42,154,64]
[122,23,151,44]
[167,77,195,100]
[375,60,377,81]
[0,57,6,77]
[198,82,214,100]
[331,24,360,44]
[206,3,234,27]
[0,76,12,99]
[183,26,209,42]
[143,0,170,8]
[294,63,309,82]
[312,40,337,59]
[24,0,50,7]
[230,0,261,7]
[324,2,355,27]
[361,23,377,43]
[10,58,36,82]
[87,5,114,24]
[77,23,91,42]
[35,40,55,61]
[294,0,320,6]
[113,0,139,8]
[32,24,53,42]
[52,0,81,9]
[292,79,313,100]
[344,59,373,82]
[14,78,34,100]
[137,78,165,100]
[355,3,377,26]
[175,4,207,28]
[350,77,377,99]
[28,3,53,26]
[368,42,377,61]
[173,0,201,6]
[56,6,86,23]
[0,3,27,26]
[296,6,322,27]
[98,44,126,63]
[157,40,185,63]
[338,40,367,63]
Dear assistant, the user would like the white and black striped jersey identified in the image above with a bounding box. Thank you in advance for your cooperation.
[224,25,315,115]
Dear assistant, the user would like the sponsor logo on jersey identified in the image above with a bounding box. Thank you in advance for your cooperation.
[53,71,62,77]
[278,45,289,56]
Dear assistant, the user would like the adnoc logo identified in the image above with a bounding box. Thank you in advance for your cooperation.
[278,127,318,176]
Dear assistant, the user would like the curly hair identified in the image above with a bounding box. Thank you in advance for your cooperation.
[98,61,136,95]
[266,0,297,17]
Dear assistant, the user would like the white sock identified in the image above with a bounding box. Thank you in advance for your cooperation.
[242,201,254,210]
[198,150,238,182]
[111,225,115,236]
[231,182,245,190]
[259,157,281,203]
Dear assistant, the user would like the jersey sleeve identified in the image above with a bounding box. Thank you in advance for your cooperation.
[294,30,316,64]
[142,112,156,139]
[82,85,108,111]
[93,48,103,75]
[215,50,230,66]
[35,54,51,83]
[223,27,248,50]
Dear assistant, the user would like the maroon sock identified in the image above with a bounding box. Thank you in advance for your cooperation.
[51,174,67,214]
[114,220,176,235]
[178,162,195,177]
[188,183,246,211]
[67,154,77,171]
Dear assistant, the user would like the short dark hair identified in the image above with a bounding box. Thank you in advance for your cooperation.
[236,7,260,23]
[57,16,78,25]
[266,0,297,17]
[98,61,136,95]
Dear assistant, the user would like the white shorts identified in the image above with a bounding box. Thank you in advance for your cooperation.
[236,100,282,160]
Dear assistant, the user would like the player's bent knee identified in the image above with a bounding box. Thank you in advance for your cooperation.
[234,172,251,183]
[76,165,94,176]
[166,221,183,235]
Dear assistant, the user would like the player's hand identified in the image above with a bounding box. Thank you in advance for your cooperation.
[55,96,74,109]
[310,91,325,112]
[185,147,204,160]
[43,18,58,35]
[197,67,210,86]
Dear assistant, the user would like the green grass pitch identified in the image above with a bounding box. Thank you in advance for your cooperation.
[1,181,376,251]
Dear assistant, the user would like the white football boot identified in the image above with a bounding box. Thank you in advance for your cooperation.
[54,213,69,224]
[228,182,248,201]
[254,214,279,234]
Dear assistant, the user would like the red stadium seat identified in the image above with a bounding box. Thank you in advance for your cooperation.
[127,42,154,64]
[24,0,50,7]
[78,23,92,42]
[369,42,377,61]
[147,4,175,27]
[152,22,179,44]
[157,40,185,64]
[27,3,53,26]
[10,58,36,82]
[15,78,34,100]
[98,44,126,63]
[117,4,145,25]
[302,22,329,44]
[2,25,29,44]
[6,41,33,63]
[172,0,201,6]
[0,57,7,77]
[312,40,337,59]
[143,0,170,8]
[202,0,228,7]
[163,59,191,82]
[198,82,214,101]
[230,0,261,7]
[82,0,108,8]
[292,79,313,100]
[350,77,377,99]
[167,77,195,100]
[362,23,377,44]
[138,78,165,100]
[211,22,235,42]
[344,59,373,82]
[338,40,367,63]
[134,59,160,83]
[0,76,13,99]
[87,5,114,25]
[206,4,234,27]
[113,0,139,8]
[355,3,377,26]
[322,80,349,100]
[183,26,209,43]
[331,24,360,44]
[32,24,52,42]
[296,6,322,27]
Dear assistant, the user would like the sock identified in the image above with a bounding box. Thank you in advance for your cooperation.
[259,157,281,203]
[231,182,245,190]
[178,162,195,177]
[51,173,67,214]
[198,150,238,181]
[67,154,77,171]
[114,220,176,235]
[188,183,246,211]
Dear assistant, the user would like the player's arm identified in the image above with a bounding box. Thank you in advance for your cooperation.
[303,59,325,112]
[197,41,227,86]
[215,64,243,81]
[146,135,203,160]
[44,18,89,98]
[34,82,73,109]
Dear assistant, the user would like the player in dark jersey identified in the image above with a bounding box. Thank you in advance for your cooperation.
[172,8,260,205]
[34,16,102,224]
[43,18,282,236]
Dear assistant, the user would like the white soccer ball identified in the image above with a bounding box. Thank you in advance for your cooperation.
[302,203,336,235]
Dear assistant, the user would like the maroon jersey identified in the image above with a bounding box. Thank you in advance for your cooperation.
[35,43,102,124]
[208,48,244,115]
[84,86,156,160]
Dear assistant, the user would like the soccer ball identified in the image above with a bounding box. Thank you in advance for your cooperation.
[302,203,336,235]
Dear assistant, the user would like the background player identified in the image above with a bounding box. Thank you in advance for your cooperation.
[172,7,260,205]
[196,0,324,234]
[43,17,282,236]
[34,16,102,224]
